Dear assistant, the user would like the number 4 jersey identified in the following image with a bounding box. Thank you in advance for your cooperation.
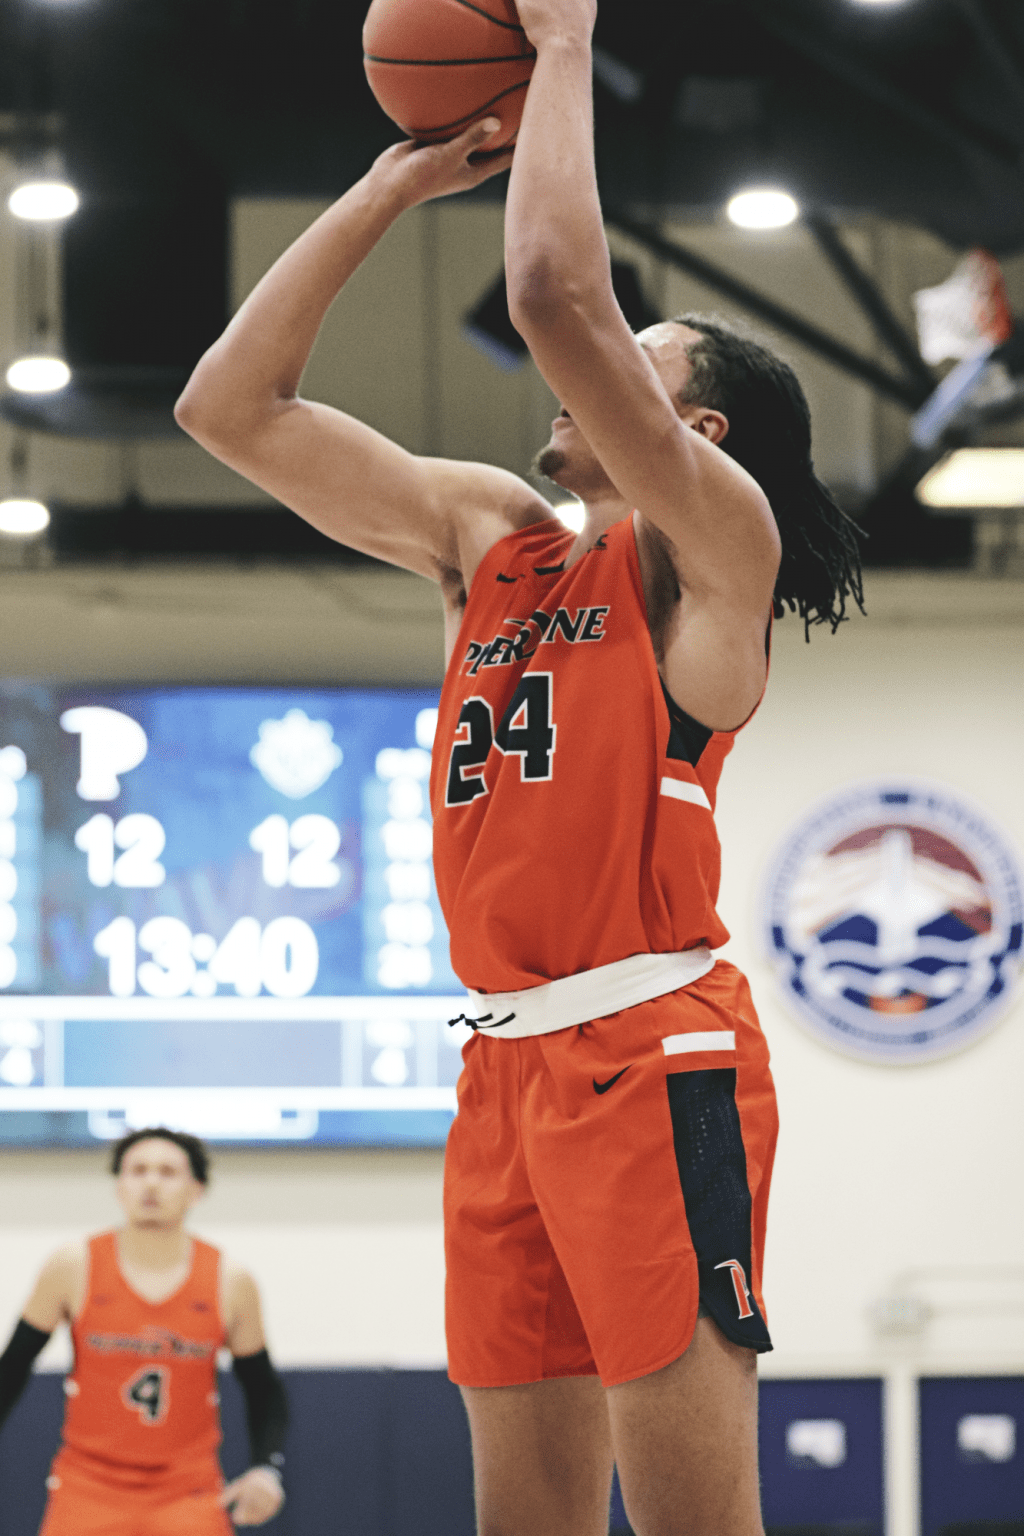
[431,515,758,994]
[56,1231,226,1488]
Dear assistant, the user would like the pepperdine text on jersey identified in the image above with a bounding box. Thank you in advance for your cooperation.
[86,1329,216,1359]
[463,606,611,675]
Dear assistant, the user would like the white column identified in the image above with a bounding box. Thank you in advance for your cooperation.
[884,1366,920,1536]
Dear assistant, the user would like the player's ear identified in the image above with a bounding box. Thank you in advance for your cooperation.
[680,405,729,445]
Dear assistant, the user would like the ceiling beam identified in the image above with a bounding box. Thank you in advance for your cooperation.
[751,1,1024,185]
[605,212,929,408]
[39,503,379,564]
[804,216,935,395]
[950,0,1024,134]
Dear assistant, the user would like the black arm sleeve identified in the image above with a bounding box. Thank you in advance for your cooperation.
[0,1320,51,1433]
[232,1349,288,1472]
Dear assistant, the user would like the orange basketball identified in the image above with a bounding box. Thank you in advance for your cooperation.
[363,0,535,150]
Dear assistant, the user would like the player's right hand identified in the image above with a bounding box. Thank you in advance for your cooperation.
[219,1466,285,1526]
[375,118,515,207]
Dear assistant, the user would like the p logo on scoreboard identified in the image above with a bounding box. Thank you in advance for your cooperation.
[763,780,1023,1064]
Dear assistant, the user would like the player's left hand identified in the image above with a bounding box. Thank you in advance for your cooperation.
[219,1467,285,1526]
[514,0,596,49]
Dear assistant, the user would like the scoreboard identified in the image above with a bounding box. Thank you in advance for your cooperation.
[0,683,471,1147]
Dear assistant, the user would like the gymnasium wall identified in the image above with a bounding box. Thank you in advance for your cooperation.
[0,566,1021,1388]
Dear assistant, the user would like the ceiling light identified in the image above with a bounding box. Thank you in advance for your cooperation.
[916,448,1024,509]
[0,498,50,535]
[727,189,799,229]
[6,356,71,393]
[554,500,585,534]
[8,182,79,221]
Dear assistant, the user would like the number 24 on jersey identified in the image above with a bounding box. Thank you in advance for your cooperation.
[445,674,556,807]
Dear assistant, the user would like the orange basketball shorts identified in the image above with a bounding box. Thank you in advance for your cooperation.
[39,1454,233,1536]
[444,959,778,1388]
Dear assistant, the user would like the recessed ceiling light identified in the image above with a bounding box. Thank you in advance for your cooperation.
[0,498,50,535]
[916,448,1024,509]
[8,182,79,221]
[5,356,71,393]
[726,189,799,230]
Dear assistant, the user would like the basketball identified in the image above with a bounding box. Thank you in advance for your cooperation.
[363,0,535,150]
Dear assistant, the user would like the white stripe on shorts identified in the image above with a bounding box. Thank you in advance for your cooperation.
[660,776,711,810]
[662,1030,736,1056]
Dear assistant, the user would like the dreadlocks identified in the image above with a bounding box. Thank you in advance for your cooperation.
[672,313,864,636]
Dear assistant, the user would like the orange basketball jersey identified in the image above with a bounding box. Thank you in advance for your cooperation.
[431,515,756,992]
[58,1231,226,1485]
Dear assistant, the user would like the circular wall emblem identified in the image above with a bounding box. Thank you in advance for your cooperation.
[764,781,1023,1064]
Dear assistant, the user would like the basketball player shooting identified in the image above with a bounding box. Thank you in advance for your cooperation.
[0,1129,287,1533]
[174,0,862,1529]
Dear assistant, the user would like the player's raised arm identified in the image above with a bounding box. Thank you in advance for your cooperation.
[218,1264,289,1527]
[175,124,541,593]
[503,0,782,727]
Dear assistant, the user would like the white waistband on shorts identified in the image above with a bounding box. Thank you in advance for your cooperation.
[452,948,716,1039]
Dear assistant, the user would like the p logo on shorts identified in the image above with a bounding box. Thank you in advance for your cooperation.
[714,1258,755,1320]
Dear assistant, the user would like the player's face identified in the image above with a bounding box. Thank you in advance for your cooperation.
[533,323,701,495]
[115,1139,203,1229]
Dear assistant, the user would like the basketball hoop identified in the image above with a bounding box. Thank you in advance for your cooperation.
[913,249,1013,367]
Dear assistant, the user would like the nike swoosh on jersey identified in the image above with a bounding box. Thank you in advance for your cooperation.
[592,1065,631,1094]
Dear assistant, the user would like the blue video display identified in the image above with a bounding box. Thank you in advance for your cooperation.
[0,683,469,1147]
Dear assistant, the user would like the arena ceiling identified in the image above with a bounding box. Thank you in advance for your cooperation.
[0,0,1021,246]
[1,0,1022,569]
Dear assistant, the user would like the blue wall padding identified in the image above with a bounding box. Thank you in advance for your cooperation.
[919,1377,1024,1536]
[0,1373,62,1536]
[758,1377,884,1533]
[0,1369,476,1536]
[0,1369,912,1535]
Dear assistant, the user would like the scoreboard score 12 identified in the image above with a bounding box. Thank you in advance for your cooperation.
[0,683,469,1147]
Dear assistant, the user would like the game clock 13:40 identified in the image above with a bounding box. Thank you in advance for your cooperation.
[0,684,458,1003]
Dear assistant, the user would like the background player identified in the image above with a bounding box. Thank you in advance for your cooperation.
[0,1127,287,1532]
[173,0,861,1530]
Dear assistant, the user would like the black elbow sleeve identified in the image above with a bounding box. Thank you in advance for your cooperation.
[0,1320,51,1431]
[232,1348,288,1471]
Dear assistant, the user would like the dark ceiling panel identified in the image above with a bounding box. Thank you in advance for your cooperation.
[40,502,380,563]
[0,0,1022,249]
[0,0,1018,576]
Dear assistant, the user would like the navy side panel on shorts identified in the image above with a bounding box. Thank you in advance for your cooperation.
[666,1068,773,1353]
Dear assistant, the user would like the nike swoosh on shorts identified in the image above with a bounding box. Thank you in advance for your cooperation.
[592,1066,631,1095]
